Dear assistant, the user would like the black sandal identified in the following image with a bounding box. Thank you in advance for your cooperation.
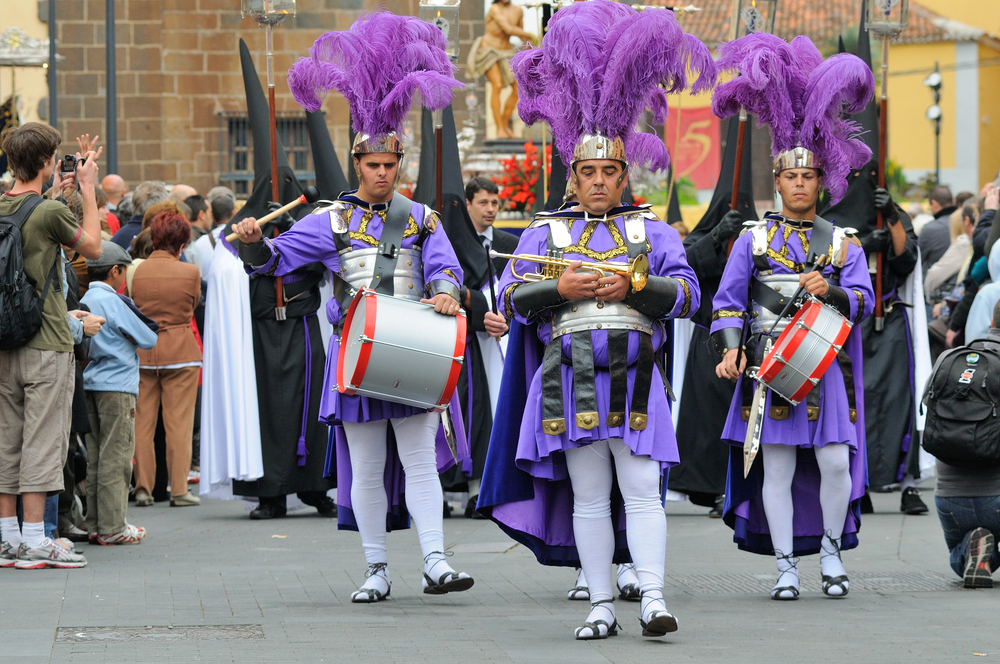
[351,563,391,603]
[574,599,619,640]
[638,592,678,637]
[820,533,850,597]
[422,551,475,595]
[770,552,800,601]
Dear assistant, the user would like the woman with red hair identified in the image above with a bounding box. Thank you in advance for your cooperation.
[129,212,202,507]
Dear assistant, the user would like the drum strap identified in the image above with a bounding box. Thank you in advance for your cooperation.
[606,331,629,427]
[541,338,567,435]
[369,193,413,295]
[805,215,834,267]
[571,331,599,430]
[751,277,795,316]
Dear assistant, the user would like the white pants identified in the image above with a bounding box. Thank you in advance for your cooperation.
[341,412,444,565]
[761,442,852,557]
[564,439,666,604]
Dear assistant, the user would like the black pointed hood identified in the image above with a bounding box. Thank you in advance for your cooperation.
[414,105,492,289]
[664,167,683,224]
[306,110,349,200]
[545,144,569,210]
[686,116,757,244]
[227,39,304,237]
[820,0,880,237]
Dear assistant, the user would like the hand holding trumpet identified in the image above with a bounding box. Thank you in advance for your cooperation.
[556,261,629,302]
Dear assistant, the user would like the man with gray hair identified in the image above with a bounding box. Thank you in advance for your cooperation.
[110,181,169,251]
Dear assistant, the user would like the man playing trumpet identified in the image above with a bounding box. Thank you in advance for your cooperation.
[477,1,712,640]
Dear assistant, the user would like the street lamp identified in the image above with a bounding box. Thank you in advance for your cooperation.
[420,0,461,214]
[864,0,910,332]
[924,62,942,185]
[241,0,296,320]
[729,0,778,41]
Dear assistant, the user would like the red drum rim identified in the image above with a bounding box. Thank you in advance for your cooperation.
[759,300,852,404]
[436,309,467,409]
[337,287,378,395]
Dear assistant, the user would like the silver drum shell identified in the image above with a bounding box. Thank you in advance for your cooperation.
[551,300,656,338]
[338,247,424,302]
[751,273,802,336]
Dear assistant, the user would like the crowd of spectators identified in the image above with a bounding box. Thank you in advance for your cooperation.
[0,124,237,568]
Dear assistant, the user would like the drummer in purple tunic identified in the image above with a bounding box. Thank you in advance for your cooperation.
[232,12,475,604]
[478,1,714,641]
[709,34,877,601]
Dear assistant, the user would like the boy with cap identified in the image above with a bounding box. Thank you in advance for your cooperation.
[80,241,159,545]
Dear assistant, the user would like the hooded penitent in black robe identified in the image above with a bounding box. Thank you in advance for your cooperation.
[668,117,757,506]
[414,106,518,488]
[819,14,920,488]
[226,39,331,500]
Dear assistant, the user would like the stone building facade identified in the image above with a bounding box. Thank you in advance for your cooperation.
[51,0,485,193]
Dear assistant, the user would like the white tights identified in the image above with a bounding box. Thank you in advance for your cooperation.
[564,439,666,607]
[761,443,852,578]
[342,412,444,566]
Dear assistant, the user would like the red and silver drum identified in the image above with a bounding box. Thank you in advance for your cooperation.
[757,297,852,405]
[337,288,466,411]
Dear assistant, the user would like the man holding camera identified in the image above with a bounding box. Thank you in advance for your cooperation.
[0,123,103,569]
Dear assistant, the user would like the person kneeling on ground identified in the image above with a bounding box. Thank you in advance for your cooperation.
[933,299,1000,588]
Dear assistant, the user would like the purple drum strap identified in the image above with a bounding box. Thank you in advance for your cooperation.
[297,314,315,467]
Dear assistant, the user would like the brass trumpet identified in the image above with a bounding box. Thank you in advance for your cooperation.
[489,250,649,292]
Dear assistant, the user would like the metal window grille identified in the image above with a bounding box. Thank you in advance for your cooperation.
[218,111,315,196]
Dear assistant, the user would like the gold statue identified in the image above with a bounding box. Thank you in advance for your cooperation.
[467,0,537,139]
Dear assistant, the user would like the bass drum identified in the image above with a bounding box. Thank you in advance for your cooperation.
[758,297,852,405]
[337,288,466,411]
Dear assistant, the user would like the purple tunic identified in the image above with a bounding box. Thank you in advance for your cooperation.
[479,208,699,566]
[246,196,463,424]
[498,215,699,477]
[710,218,875,555]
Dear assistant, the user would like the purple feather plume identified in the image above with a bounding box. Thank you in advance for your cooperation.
[801,53,875,202]
[712,33,875,204]
[287,12,462,136]
[513,0,716,173]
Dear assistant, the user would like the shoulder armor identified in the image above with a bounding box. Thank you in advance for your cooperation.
[739,220,768,256]
[317,200,352,234]
[624,213,647,245]
[832,227,860,267]
[422,205,440,233]
[527,216,573,248]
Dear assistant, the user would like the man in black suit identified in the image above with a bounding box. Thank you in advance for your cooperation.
[445,176,517,516]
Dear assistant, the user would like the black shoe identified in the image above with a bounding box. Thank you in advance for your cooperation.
[464,495,485,519]
[708,495,724,519]
[298,492,337,518]
[900,487,928,515]
[860,492,874,515]
[249,502,287,520]
[443,500,452,519]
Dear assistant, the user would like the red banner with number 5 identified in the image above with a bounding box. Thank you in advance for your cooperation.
[664,106,720,190]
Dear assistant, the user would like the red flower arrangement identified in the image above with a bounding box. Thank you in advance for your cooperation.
[494,142,542,214]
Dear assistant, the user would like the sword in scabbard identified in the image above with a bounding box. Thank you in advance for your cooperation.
[440,405,459,464]
[742,340,770,478]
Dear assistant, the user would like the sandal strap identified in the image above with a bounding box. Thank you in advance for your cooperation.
[591,598,615,607]
[819,531,843,562]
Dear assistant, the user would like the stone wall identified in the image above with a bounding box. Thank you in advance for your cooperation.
[52,0,484,194]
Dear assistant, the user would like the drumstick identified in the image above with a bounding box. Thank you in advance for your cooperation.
[764,254,828,339]
[224,186,320,243]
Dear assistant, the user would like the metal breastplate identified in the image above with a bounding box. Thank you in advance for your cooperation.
[751,273,801,336]
[551,300,655,339]
[338,247,424,302]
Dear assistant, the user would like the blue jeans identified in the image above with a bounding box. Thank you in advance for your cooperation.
[44,494,59,539]
[935,496,1000,577]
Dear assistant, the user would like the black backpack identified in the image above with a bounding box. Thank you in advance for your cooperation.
[921,338,1000,468]
[0,194,57,351]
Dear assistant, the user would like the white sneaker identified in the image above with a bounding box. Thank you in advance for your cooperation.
[15,538,87,569]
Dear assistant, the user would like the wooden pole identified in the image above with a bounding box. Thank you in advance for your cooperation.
[726,108,748,256]
[874,37,889,332]
[435,109,443,213]
[265,20,286,320]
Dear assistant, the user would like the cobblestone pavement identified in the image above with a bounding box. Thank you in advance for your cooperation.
[3,489,997,663]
